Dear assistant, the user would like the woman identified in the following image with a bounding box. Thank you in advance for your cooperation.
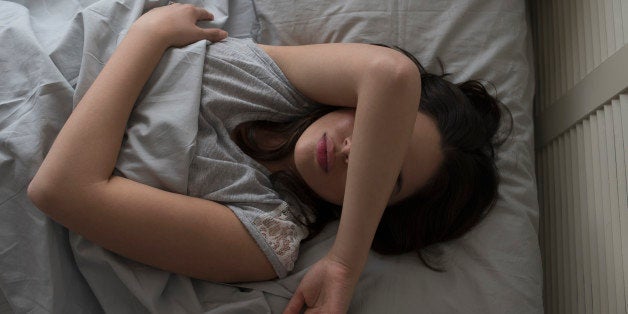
[27,4,508,313]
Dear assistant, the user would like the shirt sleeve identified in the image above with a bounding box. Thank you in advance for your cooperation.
[227,202,307,278]
[202,37,319,133]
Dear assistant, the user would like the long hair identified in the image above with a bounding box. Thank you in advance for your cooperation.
[233,46,512,270]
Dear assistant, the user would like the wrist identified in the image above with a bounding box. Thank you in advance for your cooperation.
[127,23,170,52]
[327,244,368,281]
[328,213,377,277]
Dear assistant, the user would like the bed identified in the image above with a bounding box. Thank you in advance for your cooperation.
[0,0,541,313]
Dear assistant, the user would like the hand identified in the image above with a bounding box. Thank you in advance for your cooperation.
[283,254,360,314]
[131,3,227,49]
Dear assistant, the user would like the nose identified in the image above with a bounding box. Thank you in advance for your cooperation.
[341,136,351,164]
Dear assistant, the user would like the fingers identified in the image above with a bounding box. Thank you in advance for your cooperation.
[283,290,306,314]
[194,7,214,21]
[200,28,228,42]
[161,3,227,43]
[190,6,226,42]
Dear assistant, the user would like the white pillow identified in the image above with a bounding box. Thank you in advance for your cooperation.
[249,1,543,313]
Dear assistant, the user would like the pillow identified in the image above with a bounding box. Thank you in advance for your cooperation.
[248,0,543,313]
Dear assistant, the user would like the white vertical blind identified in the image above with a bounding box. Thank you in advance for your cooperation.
[537,95,628,313]
[524,1,628,312]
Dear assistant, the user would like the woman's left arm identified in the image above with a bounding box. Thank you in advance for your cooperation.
[260,43,420,313]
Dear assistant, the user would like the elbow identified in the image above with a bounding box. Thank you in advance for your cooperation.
[28,176,79,225]
[27,174,71,218]
[365,52,422,103]
[369,50,420,82]
[27,176,55,214]
[28,170,105,222]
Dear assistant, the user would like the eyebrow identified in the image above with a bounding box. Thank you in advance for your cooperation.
[394,173,403,195]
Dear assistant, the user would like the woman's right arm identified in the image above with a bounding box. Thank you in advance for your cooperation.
[28,4,276,284]
[260,44,421,313]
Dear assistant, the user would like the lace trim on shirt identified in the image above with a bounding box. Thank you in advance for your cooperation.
[252,203,307,271]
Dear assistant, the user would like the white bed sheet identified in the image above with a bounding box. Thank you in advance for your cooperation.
[0,0,541,313]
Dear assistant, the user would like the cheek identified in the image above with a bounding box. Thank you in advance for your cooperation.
[294,143,346,205]
[294,140,346,206]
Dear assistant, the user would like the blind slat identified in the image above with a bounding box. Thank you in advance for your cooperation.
[576,123,594,314]
[541,144,549,312]
[562,135,576,314]
[616,96,628,312]
[583,119,602,313]
[598,109,618,314]
[568,128,586,314]
[575,0,587,81]
[605,102,626,313]
[584,0,595,74]
[623,0,628,44]
[557,137,568,314]
[591,113,611,314]
[566,0,576,88]
[597,0,609,61]
[550,142,561,313]
[605,0,616,55]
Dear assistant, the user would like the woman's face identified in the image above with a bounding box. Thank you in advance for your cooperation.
[293,109,443,206]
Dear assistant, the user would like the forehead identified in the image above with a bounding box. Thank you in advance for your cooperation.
[390,112,443,204]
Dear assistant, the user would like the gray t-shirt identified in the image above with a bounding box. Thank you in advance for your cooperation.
[187,38,318,278]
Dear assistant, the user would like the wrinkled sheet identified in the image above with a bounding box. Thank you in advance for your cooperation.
[0,1,280,313]
[0,0,542,313]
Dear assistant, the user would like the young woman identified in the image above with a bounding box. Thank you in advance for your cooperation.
[28,4,508,313]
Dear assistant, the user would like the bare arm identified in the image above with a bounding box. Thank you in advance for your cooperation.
[260,44,421,312]
[27,5,275,283]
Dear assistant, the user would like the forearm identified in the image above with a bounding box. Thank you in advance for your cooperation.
[31,28,166,193]
[329,61,420,273]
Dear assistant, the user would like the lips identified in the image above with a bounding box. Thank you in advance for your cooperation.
[316,133,334,172]
[316,134,329,172]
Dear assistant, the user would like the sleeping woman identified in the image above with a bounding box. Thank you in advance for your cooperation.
[27,4,509,313]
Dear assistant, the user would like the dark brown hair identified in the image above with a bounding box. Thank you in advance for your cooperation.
[370,47,512,270]
[233,47,512,270]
